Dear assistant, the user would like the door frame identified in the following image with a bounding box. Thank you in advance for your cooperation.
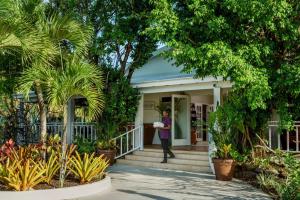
[171,94,191,146]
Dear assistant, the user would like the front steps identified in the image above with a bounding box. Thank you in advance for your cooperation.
[117,148,211,173]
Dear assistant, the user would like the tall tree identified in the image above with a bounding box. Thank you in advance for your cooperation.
[13,0,92,153]
[147,0,300,148]
[0,0,57,143]
[46,0,157,81]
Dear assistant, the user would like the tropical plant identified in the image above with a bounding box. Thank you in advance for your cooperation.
[16,0,92,158]
[47,134,61,153]
[42,152,60,185]
[0,158,46,191]
[98,67,140,139]
[68,151,108,184]
[43,59,104,187]
[9,145,40,162]
[96,140,117,151]
[0,139,15,162]
[47,0,157,79]
[74,137,96,154]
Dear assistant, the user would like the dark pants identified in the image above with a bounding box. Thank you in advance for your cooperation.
[161,138,174,161]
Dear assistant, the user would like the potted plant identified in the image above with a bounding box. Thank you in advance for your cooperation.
[212,143,237,181]
[96,122,118,165]
[209,106,238,181]
[96,140,117,165]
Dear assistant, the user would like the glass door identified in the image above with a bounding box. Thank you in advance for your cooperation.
[171,95,190,146]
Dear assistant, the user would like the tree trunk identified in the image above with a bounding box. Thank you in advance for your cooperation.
[59,104,68,188]
[34,81,47,160]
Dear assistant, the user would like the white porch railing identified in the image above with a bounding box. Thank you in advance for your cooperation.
[71,122,97,142]
[268,121,300,152]
[19,122,96,143]
[111,125,143,159]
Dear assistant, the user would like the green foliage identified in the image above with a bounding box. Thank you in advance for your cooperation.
[98,67,140,140]
[96,140,116,151]
[46,0,157,80]
[147,0,300,131]
[209,106,244,161]
[68,151,108,184]
[47,134,61,153]
[254,149,300,200]
[42,152,60,185]
[0,158,46,191]
[74,137,96,154]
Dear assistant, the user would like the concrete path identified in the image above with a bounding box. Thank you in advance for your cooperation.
[77,164,270,200]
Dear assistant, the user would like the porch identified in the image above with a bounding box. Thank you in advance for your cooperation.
[133,78,232,151]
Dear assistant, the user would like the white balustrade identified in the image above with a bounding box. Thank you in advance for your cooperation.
[111,125,143,159]
[268,121,300,153]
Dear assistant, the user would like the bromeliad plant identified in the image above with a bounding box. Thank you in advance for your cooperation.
[68,151,109,184]
[0,158,46,191]
[42,152,60,185]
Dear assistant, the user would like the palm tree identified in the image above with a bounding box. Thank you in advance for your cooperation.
[16,0,92,153]
[1,0,56,147]
[0,0,56,62]
[47,59,104,187]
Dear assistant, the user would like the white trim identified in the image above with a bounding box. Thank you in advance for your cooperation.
[138,81,231,94]
[171,94,191,146]
[133,76,227,88]
[0,177,111,200]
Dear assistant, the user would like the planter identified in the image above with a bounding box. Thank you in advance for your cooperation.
[97,149,116,165]
[213,158,236,181]
[0,176,111,200]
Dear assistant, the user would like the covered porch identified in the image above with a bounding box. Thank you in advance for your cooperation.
[133,77,232,152]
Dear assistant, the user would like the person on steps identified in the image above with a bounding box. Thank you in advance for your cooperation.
[159,110,175,163]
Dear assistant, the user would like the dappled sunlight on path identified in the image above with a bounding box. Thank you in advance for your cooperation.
[78,164,271,200]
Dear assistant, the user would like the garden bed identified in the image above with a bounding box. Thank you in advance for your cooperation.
[0,176,111,200]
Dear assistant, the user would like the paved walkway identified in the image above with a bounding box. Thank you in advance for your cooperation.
[78,164,270,200]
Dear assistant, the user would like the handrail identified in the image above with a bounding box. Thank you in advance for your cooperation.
[112,125,143,159]
[112,126,142,139]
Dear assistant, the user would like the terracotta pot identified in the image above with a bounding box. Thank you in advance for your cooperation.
[97,149,116,165]
[213,158,236,181]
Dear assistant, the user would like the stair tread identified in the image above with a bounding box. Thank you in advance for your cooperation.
[117,159,211,173]
[133,151,208,160]
[143,148,208,155]
[125,155,209,166]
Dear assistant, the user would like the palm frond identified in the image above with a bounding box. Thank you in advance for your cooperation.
[39,14,93,57]
[46,59,104,119]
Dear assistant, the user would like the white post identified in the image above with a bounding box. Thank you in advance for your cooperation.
[67,98,75,144]
[287,131,289,151]
[296,127,299,152]
[135,94,144,150]
[269,127,272,148]
[209,86,221,174]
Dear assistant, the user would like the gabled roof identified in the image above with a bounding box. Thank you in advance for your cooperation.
[131,46,195,85]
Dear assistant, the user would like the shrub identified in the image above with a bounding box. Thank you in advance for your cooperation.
[9,145,40,162]
[96,140,116,150]
[74,137,95,154]
[0,159,46,191]
[68,151,108,184]
[0,139,15,162]
[47,134,61,154]
[42,152,60,185]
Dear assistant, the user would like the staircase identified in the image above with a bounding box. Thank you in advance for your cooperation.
[117,148,211,173]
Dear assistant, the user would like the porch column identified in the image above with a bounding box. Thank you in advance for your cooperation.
[67,99,75,144]
[135,93,144,150]
[209,86,221,174]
